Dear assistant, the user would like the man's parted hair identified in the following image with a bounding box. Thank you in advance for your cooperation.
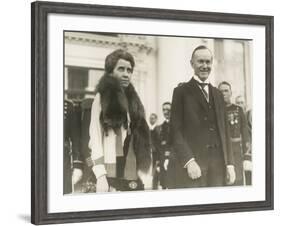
[191,45,213,60]
[104,49,135,74]
[218,81,232,90]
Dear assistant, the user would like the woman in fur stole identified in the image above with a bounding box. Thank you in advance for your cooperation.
[89,49,152,192]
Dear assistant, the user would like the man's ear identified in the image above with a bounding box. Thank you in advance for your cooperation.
[190,59,193,68]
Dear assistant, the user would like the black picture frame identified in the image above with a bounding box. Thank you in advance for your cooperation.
[31,1,274,225]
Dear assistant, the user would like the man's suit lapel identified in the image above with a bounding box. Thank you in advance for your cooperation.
[189,78,208,112]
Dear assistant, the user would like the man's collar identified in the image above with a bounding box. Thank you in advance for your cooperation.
[193,74,210,84]
[164,119,170,123]
[149,124,157,130]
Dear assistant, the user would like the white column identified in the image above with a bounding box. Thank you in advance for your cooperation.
[156,37,207,122]
[243,41,252,111]
[64,67,68,90]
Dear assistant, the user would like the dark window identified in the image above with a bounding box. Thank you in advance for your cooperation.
[66,67,88,100]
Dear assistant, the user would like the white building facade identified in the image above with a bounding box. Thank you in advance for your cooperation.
[64,32,252,123]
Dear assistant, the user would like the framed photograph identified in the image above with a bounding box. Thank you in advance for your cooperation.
[31,1,274,225]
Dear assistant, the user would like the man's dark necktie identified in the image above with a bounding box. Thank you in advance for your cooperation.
[197,82,209,102]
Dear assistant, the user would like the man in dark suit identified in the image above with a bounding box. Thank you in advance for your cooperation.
[154,102,173,189]
[170,45,235,188]
[148,113,161,189]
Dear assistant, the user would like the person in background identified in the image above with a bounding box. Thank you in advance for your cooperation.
[148,113,161,189]
[170,45,235,188]
[244,109,252,185]
[72,96,96,193]
[63,99,83,194]
[148,113,158,131]
[154,102,173,189]
[235,95,246,113]
[88,49,152,192]
[218,81,250,185]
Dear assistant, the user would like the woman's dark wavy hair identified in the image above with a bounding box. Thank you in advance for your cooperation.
[104,49,135,74]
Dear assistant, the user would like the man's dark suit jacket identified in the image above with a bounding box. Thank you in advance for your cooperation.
[170,78,234,172]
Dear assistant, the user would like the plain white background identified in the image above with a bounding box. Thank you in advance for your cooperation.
[0,0,279,225]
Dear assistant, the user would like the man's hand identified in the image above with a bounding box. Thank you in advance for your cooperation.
[187,160,201,179]
[163,159,169,171]
[226,166,236,185]
[96,175,109,192]
[72,168,83,185]
[156,166,161,173]
[154,160,161,173]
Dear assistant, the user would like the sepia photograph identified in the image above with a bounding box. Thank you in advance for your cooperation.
[63,31,253,194]
[31,2,273,224]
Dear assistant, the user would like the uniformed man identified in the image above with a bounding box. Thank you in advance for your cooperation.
[218,82,250,185]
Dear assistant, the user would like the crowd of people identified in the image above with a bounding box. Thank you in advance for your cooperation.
[63,46,252,194]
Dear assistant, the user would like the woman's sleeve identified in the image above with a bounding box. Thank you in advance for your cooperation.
[88,93,107,178]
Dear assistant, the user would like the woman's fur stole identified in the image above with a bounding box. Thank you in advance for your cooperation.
[96,75,151,173]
